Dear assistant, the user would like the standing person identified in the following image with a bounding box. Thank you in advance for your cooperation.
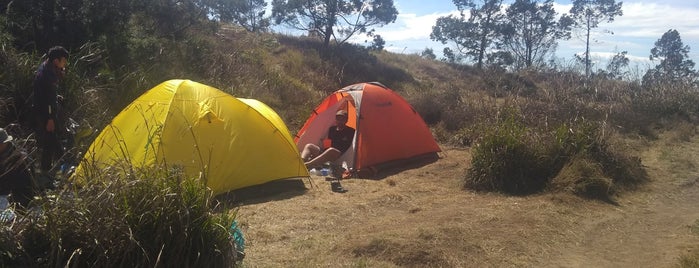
[33,46,69,177]
[0,128,35,208]
[301,109,355,168]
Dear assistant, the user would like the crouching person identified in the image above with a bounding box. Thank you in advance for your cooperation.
[0,128,35,208]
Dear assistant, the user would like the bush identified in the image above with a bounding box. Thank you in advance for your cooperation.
[465,110,554,195]
[466,112,648,200]
[0,167,240,267]
[549,156,614,201]
[550,120,648,201]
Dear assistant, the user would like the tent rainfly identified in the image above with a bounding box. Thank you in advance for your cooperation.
[75,79,308,194]
[295,82,441,175]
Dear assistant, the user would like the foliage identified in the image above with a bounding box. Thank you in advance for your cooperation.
[216,0,271,32]
[0,0,133,53]
[0,42,36,128]
[271,0,398,48]
[1,1,692,265]
[554,119,602,157]
[420,48,437,60]
[551,156,614,200]
[368,34,386,51]
[642,29,698,88]
[466,107,648,201]
[629,83,699,126]
[431,0,504,69]
[678,252,699,268]
[0,167,239,267]
[501,0,564,70]
[465,109,554,195]
[560,0,623,77]
[550,120,648,200]
[598,50,629,80]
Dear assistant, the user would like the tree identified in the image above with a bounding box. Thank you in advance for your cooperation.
[642,29,698,87]
[215,0,271,32]
[442,47,458,63]
[1,0,134,52]
[560,0,623,77]
[271,0,398,48]
[131,0,216,39]
[430,0,504,69]
[421,48,437,60]
[501,0,564,70]
[601,50,629,80]
[368,34,385,51]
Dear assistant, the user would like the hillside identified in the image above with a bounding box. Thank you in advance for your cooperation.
[2,23,699,267]
[196,30,699,266]
[227,126,699,267]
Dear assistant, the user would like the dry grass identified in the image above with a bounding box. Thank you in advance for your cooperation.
[3,20,699,267]
[226,130,699,267]
[0,167,240,267]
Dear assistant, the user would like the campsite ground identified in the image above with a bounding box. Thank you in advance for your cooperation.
[228,129,699,267]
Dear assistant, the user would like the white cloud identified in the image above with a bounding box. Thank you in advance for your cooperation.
[379,12,458,42]
[612,3,699,38]
[352,1,698,64]
[350,11,459,54]
[552,1,699,63]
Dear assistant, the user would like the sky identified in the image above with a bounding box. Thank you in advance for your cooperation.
[272,1,699,74]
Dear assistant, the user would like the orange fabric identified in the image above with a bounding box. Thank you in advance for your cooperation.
[353,84,441,170]
[295,82,440,172]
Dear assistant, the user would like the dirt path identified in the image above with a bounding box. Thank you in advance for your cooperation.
[546,134,699,267]
[231,132,699,267]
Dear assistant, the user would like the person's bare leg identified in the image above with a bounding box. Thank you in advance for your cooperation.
[301,143,321,162]
[305,148,341,168]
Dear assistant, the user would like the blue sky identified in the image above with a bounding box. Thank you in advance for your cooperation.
[366,0,699,73]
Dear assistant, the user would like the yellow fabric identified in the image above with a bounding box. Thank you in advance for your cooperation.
[75,79,308,195]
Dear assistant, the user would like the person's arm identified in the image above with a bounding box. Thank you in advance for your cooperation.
[40,88,58,132]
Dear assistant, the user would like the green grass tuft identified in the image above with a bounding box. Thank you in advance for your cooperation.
[465,109,554,195]
[0,167,240,267]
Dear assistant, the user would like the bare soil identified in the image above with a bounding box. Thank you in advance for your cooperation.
[226,130,699,267]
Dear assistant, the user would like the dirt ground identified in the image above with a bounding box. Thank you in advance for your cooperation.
[226,130,699,267]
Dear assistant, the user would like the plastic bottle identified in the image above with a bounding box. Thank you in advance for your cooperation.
[0,208,15,222]
[0,196,15,222]
[322,162,332,176]
[0,195,8,209]
[309,168,319,176]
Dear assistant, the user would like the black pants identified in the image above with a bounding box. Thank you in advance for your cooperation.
[36,127,64,175]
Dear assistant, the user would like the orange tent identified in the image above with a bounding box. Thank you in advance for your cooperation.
[295,82,441,174]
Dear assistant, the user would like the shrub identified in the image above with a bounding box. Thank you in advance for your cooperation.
[0,167,240,267]
[465,110,553,195]
[678,249,699,268]
[553,120,602,157]
[550,120,648,200]
[549,156,614,201]
[466,112,648,200]
[631,84,699,124]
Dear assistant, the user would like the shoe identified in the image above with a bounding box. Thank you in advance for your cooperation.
[331,181,347,193]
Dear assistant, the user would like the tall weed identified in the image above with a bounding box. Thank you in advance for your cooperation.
[550,120,648,200]
[0,167,239,267]
[465,109,553,195]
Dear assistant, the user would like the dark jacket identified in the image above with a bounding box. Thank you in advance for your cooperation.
[33,60,61,125]
[0,144,35,207]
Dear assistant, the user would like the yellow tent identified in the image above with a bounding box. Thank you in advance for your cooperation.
[75,79,308,194]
